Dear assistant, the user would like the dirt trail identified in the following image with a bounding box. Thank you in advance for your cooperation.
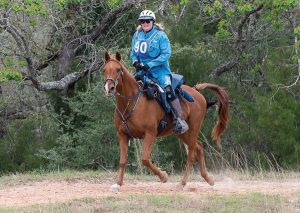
[0,177,299,207]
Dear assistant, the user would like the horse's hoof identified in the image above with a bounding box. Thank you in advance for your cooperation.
[111,183,121,191]
[207,176,215,186]
[160,171,168,183]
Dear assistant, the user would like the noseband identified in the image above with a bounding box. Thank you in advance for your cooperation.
[104,59,124,92]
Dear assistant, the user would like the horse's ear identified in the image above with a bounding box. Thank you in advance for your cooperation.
[104,52,110,62]
[116,52,121,61]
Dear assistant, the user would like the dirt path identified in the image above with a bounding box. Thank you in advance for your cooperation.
[0,177,299,207]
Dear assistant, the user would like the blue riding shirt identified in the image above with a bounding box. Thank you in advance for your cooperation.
[130,26,172,88]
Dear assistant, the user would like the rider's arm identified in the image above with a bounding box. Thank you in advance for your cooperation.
[147,32,171,69]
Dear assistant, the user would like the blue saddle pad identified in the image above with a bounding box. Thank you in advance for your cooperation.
[171,73,184,90]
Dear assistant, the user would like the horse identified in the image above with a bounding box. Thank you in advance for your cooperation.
[103,52,229,190]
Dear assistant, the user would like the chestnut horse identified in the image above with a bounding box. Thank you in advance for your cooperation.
[103,52,229,190]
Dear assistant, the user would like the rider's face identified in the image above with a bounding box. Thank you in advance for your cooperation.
[140,20,153,32]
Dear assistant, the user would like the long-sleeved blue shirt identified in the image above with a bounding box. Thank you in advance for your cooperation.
[130,26,172,79]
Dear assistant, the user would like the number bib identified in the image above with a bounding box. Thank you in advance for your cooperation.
[134,30,159,60]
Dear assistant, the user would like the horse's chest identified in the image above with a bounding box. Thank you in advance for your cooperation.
[127,117,149,132]
[115,115,156,138]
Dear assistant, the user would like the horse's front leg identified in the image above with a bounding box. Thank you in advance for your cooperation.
[142,133,168,183]
[111,131,129,190]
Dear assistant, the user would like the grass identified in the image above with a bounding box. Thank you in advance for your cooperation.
[0,169,299,212]
[1,168,299,190]
[0,170,113,190]
[0,193,299,213]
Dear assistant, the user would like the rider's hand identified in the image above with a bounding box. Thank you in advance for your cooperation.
[142,64,149,71]
[133,61,142,70]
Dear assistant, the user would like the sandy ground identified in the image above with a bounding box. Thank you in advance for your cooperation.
[0,176,299,207]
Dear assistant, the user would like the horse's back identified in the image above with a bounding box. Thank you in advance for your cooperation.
[180,84,207,125]
[181,84,207,108]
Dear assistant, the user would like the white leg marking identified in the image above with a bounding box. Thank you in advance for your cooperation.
[111,183,121,190]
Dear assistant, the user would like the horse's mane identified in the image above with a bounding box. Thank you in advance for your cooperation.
[107,56,136,80]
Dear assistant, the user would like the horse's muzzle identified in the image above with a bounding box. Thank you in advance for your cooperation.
[104,80,116,97]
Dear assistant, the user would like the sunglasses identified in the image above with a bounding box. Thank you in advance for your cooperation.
[140,20,151,24]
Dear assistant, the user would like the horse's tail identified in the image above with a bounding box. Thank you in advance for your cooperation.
[194,83,229,148]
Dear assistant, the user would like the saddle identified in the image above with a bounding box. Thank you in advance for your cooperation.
[136,73,194,134]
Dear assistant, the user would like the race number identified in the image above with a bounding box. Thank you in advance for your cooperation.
[134,41,148,53]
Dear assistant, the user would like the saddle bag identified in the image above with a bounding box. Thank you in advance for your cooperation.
[145,84,157,99]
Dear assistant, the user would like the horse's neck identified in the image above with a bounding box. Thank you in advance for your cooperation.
[115,69,140,108]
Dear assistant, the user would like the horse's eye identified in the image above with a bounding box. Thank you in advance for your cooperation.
[117,68,122,73]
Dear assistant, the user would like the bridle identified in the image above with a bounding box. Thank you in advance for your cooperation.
[104,59,143,138]
[104,60,123,95]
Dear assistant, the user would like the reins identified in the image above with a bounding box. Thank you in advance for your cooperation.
[104,59,142,138]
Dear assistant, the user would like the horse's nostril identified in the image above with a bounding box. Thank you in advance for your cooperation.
[110,86,115,92]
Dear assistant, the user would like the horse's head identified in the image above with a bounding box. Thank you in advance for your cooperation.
[103,52,124,96]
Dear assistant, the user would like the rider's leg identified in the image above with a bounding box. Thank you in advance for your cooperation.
[165,85,189,134]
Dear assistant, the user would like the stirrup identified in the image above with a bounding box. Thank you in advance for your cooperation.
[173,118,189,134]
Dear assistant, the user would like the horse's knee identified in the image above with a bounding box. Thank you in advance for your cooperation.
[119,163,126,168]
[187,151,196,162]
[142,159,150,167]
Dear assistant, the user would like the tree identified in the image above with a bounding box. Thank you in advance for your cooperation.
[194,0,299,87]
[0,0,144,94]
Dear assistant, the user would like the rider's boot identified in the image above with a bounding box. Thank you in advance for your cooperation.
[170,98,189,134]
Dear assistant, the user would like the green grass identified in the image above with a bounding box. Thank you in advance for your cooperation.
[0,193,298,213]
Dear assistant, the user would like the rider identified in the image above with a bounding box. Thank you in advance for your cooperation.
[130,9,189,134]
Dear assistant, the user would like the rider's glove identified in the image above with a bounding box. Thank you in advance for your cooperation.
[133,61,143,70]
[142,64,149,71]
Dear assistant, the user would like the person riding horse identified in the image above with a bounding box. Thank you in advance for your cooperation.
[130,10,189,134]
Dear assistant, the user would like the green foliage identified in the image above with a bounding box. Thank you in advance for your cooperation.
[0,114,58,173]
[223,43,300,169]
[168,0,299,170]
[168,1,206,46]
[262,0,298,29]
[38,79,119,170]
[214,0,223,11]
[10,1,48,16]
[180,0,189,6]
[203,5,215,15]
[0,56,24,82]
[216,19,231,40]
[0,68,22,82]
[237,3,253,14]
[55,0,86,8]
[107,0,123,9]
[0,0,9,7]
[170,44,215,84]
[294,25,300,36]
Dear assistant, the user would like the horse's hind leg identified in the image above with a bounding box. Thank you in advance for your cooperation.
[142,133,168,183]
[196,141,214,186]
[177,137,196,190]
